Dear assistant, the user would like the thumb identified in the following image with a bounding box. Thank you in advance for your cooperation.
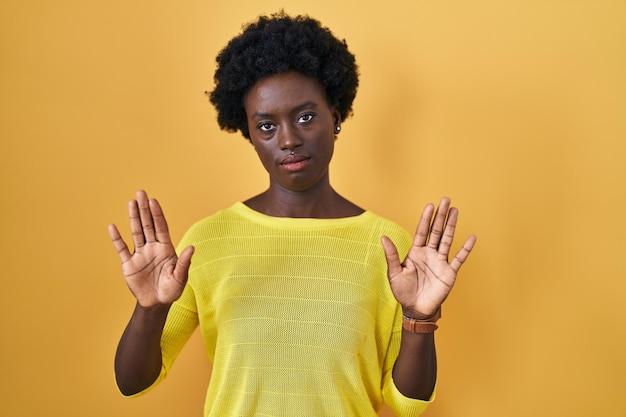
[381,236,402,278]
[174,245,195,283]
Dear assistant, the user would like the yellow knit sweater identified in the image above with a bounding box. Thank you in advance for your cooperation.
[140,202,432,416]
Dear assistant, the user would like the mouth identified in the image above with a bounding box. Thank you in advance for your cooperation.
[280,154,310,171]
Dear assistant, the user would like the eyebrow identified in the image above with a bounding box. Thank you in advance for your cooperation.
[250,101,319,119]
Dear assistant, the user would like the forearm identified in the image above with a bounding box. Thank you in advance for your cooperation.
[114,303,170,395]
[392,331,437,400]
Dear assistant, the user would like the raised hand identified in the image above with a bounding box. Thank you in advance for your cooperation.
[108,190,194,308]
[381,197,476,320]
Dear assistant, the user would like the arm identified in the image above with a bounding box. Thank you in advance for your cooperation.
[114,303,171,395]
[381,197,476,400]
[109,190,194,395]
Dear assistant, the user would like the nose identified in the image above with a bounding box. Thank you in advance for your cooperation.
[277,123,303,151]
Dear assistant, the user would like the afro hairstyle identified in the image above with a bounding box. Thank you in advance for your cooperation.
[208,11,359,141]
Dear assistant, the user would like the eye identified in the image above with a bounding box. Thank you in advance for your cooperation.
[297,113,315,124]
[257,122,275,133]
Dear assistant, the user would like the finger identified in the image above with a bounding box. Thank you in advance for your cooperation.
[449,234,477,273]
[150,198,171,244]
[128,199,145,248]
[173,245,195,283]
[428,197,450,249]
[381,236,403,278]
[108,224,132,263]
[136,190,156,243]
[413,203,435,248]
[438,207,458,257]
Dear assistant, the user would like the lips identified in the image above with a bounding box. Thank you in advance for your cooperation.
[280,154,310,171]
[280,154,308,164]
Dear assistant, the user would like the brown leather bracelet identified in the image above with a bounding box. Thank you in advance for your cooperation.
[402,308,441,334]
[402,318,438,333]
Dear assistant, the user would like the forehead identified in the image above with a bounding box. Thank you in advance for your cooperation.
[244,71,328,114]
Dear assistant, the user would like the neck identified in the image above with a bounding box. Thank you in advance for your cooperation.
[244,177,363,219]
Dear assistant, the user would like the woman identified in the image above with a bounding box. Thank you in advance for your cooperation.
[109,12,476,417]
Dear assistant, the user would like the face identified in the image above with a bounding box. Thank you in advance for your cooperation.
[244,71,341,193]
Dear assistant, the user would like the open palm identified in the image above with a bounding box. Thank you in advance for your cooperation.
[382,197,476,320]
[109,190,194,307]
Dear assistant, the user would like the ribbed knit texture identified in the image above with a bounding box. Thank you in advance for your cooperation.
[139,203,433,416]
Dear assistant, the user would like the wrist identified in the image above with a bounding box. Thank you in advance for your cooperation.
[402,307,442,322]
[401,307,442,334]
[134,302,172,321]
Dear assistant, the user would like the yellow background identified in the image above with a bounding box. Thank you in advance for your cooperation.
[1,1,624,416]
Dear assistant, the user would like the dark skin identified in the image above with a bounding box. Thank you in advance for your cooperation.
[110,71,476,400]
[242,71,361,218]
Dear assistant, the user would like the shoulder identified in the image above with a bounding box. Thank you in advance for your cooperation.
[358,211,412,255]
[362,211,410,238]
[177,203,246,247]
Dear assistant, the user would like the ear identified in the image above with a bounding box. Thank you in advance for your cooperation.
[332,109,342,132]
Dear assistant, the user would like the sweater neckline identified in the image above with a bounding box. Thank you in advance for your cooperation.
[232,202,374,228]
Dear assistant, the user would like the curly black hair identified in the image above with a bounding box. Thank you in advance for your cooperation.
[208,11,359,141]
